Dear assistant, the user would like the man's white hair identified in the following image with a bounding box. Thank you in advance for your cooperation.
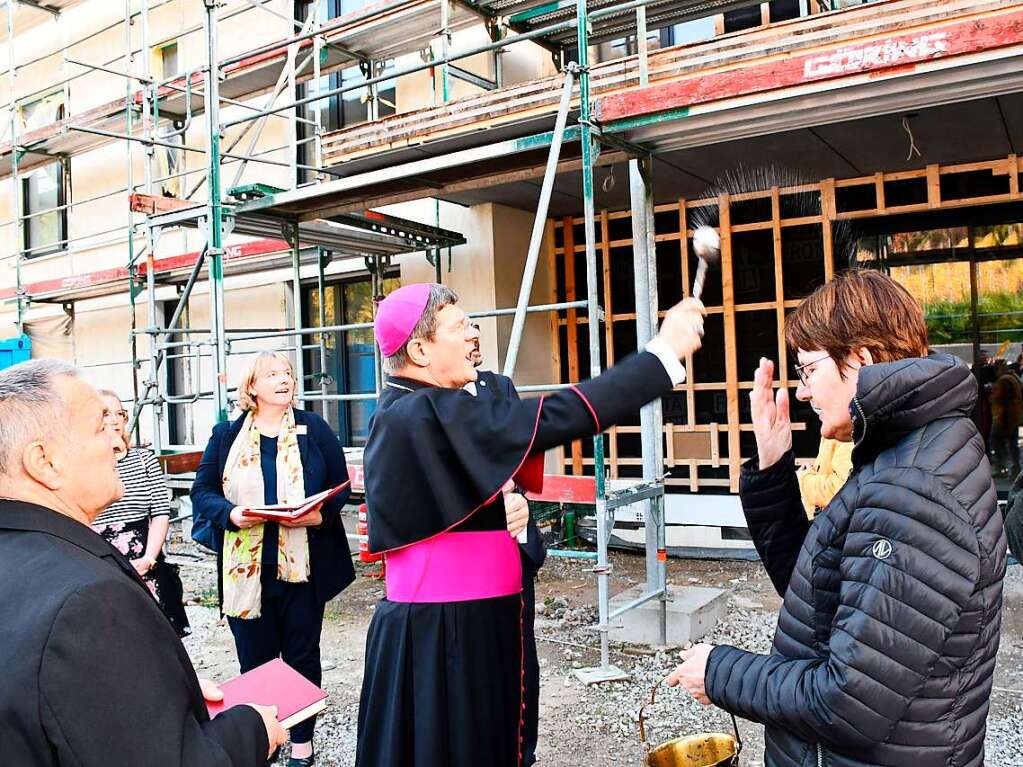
[0,359,78,477]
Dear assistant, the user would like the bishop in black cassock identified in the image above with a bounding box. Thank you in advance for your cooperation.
[355,283,704,767]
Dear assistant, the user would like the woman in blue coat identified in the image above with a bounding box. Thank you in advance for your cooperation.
[191,351,354,767]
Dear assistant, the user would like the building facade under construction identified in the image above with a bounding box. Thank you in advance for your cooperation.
[1,0,1021,563]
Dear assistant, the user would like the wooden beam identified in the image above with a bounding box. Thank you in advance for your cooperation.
[129,192,202,216]
[821,179,837,281]
[544,219,566,478]
[562,216,583,476]
[772,187,789,387]
[927,164,941,207]
[1010,153,1020,197]
[719,196,742,493]
[600,210,618,478]
[680,199,696,430]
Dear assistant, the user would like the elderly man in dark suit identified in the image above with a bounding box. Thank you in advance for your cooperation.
[0,359,284,766]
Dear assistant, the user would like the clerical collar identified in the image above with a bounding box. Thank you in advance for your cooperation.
[385,376,434,393]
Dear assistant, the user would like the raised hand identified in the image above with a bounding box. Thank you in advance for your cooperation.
[750,357,792,471]
[656,297,706,360]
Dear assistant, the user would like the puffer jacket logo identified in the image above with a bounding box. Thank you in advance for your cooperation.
[871,538,892,560]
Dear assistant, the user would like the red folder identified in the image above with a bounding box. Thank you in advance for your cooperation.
[242,481,350,521]
[206,658,328,730]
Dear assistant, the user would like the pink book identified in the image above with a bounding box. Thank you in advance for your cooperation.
[206,659,328,730]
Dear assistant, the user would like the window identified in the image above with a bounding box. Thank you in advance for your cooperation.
[304,274,400,445]
[294,0,396,184]
[160,43,179,78]
[20,91,65,133]
[163,301,192,446]
[158,43,184,197]
[571,18,716,66]
[22,160,67,258]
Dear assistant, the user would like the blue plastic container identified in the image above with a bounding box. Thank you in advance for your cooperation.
[0,334,31,371]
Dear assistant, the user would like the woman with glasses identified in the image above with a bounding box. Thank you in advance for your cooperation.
[92,390,190,637]
[667,270,1005,767]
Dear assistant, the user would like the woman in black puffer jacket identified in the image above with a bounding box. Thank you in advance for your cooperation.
[667,270,1006,767]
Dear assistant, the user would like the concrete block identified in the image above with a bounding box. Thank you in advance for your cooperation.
[607,584,728,647]
[573,665,631,685]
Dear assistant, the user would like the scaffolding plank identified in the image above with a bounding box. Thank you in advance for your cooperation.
[0,0,478,180]
[129,192,465,253]
[0,238,285,303]
[321,0,995,164]
[596,2,1023,124]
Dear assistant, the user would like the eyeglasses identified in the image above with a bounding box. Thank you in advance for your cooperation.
[793,354,831,386]
[103,409,129,421]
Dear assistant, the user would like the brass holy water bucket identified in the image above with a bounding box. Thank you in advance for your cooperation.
[638,682,742,767]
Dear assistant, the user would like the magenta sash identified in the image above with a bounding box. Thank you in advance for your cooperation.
[385,530,522,603]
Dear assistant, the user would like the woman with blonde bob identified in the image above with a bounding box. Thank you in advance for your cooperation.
[191,351,353,767]
[666,270,1006,767]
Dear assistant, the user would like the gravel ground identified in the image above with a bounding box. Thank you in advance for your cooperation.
[172,528,1023,767]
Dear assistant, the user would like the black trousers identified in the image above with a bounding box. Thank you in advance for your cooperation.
[228,576,325,744]
[522,564,540,767]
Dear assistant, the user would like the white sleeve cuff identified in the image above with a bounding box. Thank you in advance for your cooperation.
[644,337,687,386]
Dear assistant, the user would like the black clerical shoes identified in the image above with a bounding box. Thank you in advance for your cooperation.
[288,754,314,767]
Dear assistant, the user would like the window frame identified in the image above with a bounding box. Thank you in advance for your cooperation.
[21,157,69,259]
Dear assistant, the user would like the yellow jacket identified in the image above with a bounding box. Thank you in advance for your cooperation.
[798,438,854,519]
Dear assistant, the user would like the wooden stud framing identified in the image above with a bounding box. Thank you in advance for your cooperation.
[927,164,941,207]
[562,217,583,476]
[719,195,742,493]
[551,153,1023,491]
[600,210,618,478]
[821,178,836,281]
[771,187,788,387]
[544,219,566,477]
[679,199,696,430]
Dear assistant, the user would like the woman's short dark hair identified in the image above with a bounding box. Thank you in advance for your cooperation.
[785,269,929,368]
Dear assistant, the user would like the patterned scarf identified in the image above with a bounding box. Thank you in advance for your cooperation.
[221,409,309,619]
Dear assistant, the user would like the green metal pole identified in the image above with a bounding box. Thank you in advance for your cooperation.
[575,0,613,674]
[203,0,229,422]
[124,0,144,444]
[7,0,23,334]
[317,247,330,426]
[440,0,450,103]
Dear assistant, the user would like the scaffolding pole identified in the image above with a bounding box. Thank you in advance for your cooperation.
[202,0,229,423]
[285,222,306,394]
[503,63,575,378]
[573,0,626,683]
[7,0,23,333]
[570,0,668,684]
[629,155,668,645]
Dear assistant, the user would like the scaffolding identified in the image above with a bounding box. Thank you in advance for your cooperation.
[6,0,1017,678]
[0,0,723,677]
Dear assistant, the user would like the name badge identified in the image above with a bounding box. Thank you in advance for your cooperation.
[296,425,308,435]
